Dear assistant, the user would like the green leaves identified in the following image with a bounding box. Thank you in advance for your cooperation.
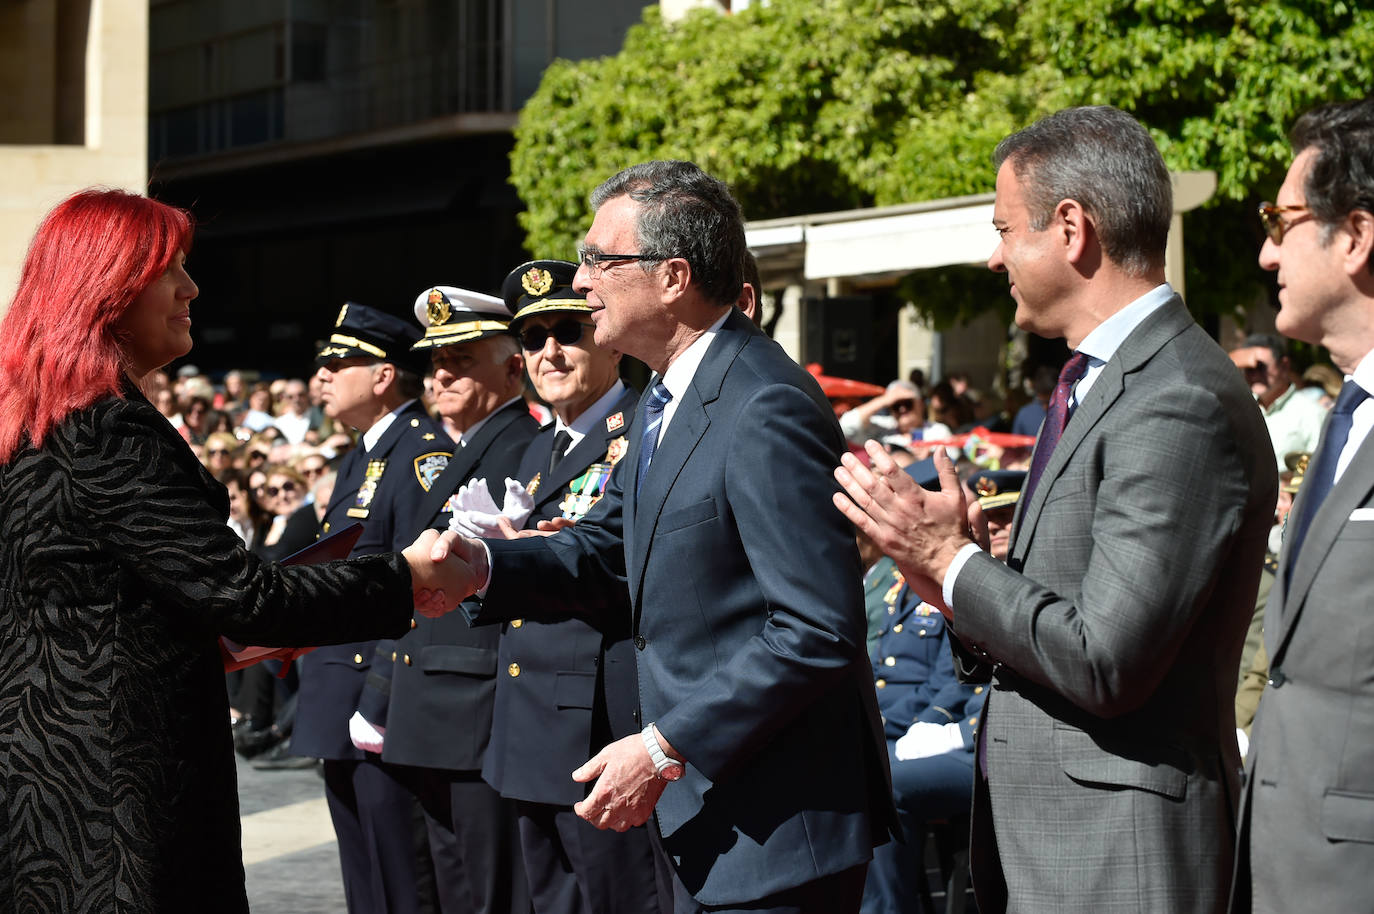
[510,0,1374,323]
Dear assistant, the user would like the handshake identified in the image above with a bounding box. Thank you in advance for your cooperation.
[401,529,489,618]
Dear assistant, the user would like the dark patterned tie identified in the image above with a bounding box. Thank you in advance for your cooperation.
[636,380,673,498]
[1022,351,1092,507]
[1285,379,1369,576]
[548,430,572,476]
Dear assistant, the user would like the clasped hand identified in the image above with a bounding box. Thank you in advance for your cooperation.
[402,529,486,617]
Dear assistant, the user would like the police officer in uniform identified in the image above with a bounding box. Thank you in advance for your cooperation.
[861,469,1024,914]
[460,260,657,914]
[290,302,452,914]
[355,287,537,914]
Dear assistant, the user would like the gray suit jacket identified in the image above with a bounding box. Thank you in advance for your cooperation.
[950,297,1276,913]
[1238,400,1374,914]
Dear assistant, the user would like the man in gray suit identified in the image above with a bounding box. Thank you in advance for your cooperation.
[1236,94,1374,914]
[835,106,1277,913]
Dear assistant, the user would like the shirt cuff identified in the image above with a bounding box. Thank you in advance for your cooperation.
[942,542,985,612]
[475,538,494,598]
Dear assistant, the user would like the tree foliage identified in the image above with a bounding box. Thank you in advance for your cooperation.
[510,0,1374,325]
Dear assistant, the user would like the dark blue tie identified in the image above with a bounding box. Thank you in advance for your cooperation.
[1286,379,1369,573]
[636,380,672,497]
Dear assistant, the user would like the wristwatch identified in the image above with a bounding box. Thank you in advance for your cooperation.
[641,724,685,782]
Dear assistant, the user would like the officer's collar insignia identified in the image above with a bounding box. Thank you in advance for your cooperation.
[422,432,436,441]
[606,411,625,433]
[975,476,998,497]
[335,303,349,327]
[426,288,452,327]
[521,267,553,297]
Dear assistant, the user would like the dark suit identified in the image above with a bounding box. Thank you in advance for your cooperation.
[367,396,538,914]
[1237,379,1374,914]
[469,310,895,908]
[948,297,1276,913]
[479,385,659,914]
[0,383,413,914]
[291,400,452,914]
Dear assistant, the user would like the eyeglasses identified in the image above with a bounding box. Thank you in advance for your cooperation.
[518,319,595,352]
[247,450,269,462]
[889,400,917,415]
[207,448,233,458]
[300,463,326,477]
[576,247,662,277]
[261,482,298,498]
[1258,202,1313,244]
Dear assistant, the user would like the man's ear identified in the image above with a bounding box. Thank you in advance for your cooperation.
[1057,198,1093,266]
[504,351,525,386]
[371,361,396,396]
[661,256,693,302]
[1342,209,1374,277]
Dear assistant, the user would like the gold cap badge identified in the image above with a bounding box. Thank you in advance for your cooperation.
[521,267,553,297]
[426,288,452,326]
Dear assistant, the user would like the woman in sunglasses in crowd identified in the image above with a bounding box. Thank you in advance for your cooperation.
[0,189,467,914]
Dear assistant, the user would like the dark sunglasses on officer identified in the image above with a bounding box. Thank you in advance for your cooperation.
[517,319,594,353]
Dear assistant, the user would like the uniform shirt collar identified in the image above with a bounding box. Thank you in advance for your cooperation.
[553,379,627,450]
[362,399,417,452]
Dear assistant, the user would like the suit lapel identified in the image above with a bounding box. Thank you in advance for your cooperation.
[626,309,750,599]
[1009,297,1193,564]
[1271,429,1374,662]
[540,388,637,502]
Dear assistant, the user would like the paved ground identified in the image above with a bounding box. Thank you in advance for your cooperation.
[237,754,346,913]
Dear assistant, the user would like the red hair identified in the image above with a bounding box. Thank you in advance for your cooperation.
[0,189,193,462]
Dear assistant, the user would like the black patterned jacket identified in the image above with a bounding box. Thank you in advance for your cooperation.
[0,383,413,914]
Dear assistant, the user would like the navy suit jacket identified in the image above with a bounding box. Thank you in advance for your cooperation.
[482,385,640,806]
[469,309,896,905]
[291,400,452,760]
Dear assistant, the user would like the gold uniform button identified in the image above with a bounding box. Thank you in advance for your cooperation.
[883,656,896,667]
[511,619,524,629]
[353,653,363,664]
[403,654,412,666]
[974,686,984,694]
[918,629,928,638]
[322,522,331,533]
[410,418,420,427]
[969,716,978,727]
[893,623,903,633]
[875,678,887,689]
[508,663,521,678]
[410,618,418,630]
[391,651,397,662]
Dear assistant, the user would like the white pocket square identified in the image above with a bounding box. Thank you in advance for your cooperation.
[1349,508,1374,521]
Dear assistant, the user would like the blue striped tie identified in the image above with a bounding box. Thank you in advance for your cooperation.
[1285,379,1369,578]
[636,380,673,497]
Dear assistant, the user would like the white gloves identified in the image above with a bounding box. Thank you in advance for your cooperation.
[894,720,964,761]
[1236,727,1249,759]
[447,477,534,537]
[349,711,386,754]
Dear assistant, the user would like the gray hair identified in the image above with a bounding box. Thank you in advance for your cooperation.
[994,106,1172,276]
[589,160,746,307]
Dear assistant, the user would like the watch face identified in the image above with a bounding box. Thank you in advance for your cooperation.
[659,763,685,782]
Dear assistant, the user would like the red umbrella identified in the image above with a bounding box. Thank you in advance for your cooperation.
[806,363,886,399]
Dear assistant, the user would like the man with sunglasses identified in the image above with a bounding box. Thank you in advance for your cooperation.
[1236,94,1374,914]
[460,259,657,914]
[433,161,895,914]
[835,106,1276,913]
[291,302,452,914]
[355,286,537,914]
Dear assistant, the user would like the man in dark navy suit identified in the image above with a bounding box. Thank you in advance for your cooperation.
[463,259,657,914]
[434,161,896,913]
[356,287,537,914]
[291,302,452,914]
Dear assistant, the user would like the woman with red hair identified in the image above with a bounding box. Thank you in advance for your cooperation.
[0,190,462,913]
